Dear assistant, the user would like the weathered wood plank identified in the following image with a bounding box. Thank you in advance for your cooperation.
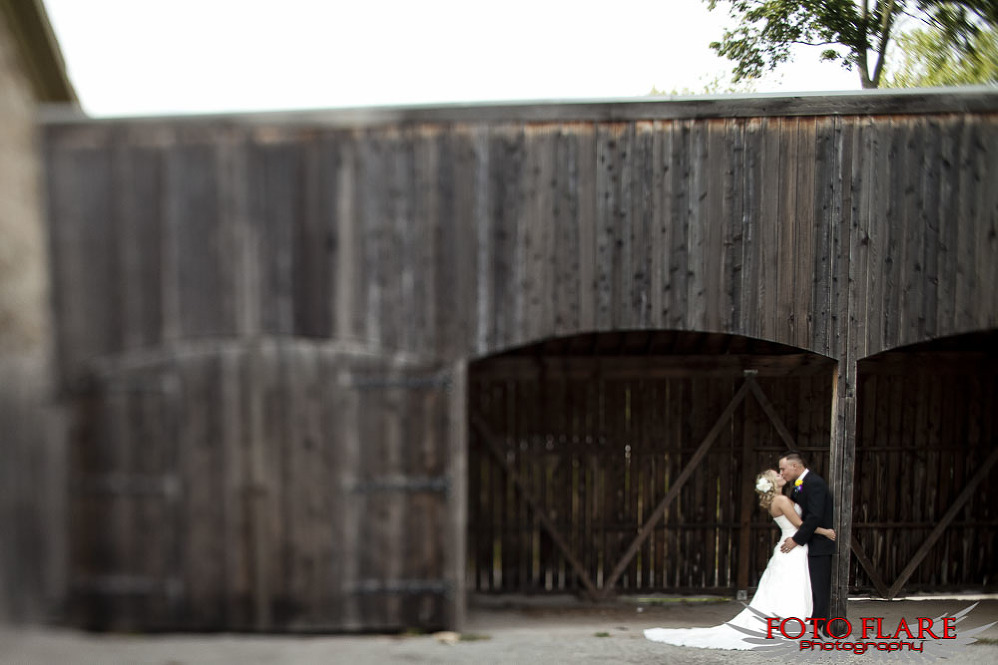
[666,120,691,330]
[168,143,234,339]
[114,143,165,350]
[631,121,656,328]
[575,123,597,333]
[740,118,763,338]
[703,119,726,332]
[47,145,117,380]
[218,347,250,628]
[489,125,525,349]
[898,117,925,346]
[850,117,875,363]
[523,126,557,341]
[724,118,746,333]
[248,141,302,335]
[391,130,416,354]
[828,116,851,362]
[757,118,781,341]
[793,117,816,348]
[246,344,273,629]
[180,355,226,628]
[594,123,625,330]
[687,121,709,332]
[955,119,979,333]
[776,117,799,344]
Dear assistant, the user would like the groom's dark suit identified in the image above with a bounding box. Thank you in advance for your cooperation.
[790,469,835,633]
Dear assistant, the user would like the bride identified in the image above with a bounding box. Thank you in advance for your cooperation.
[644,469,836,650]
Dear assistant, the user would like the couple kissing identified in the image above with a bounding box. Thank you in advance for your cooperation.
[645,451,836,650]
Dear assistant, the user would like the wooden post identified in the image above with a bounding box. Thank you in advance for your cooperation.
[447,360,468,630]
[247,341,272,630]
[828,360,857,628]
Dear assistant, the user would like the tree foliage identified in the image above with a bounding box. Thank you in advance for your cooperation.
[704,1,998,88]
[886,24,998,86]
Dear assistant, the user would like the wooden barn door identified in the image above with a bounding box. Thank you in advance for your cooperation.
[851,347,998,598]
[68,348,467,633]
[467,357,834,599]
[68,364,185,630]
[332,359,465,631]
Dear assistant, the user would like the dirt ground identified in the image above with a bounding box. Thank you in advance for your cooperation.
[2,596,997,664]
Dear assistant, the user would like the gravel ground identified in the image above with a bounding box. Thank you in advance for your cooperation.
[2,597,996,664]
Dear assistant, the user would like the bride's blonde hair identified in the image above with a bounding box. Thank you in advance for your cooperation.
[754,469,780,510]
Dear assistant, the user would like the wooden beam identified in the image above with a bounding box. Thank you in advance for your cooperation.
[858,352,998,375]
[827,359,858,627]
[849,534,891,599]
[600,379,752,596]
[473,354,837,381]
[469,414,600,600]
[885,445,998,599]
[247,344,272,630]
[747,377,797,451]
[738,377,797,593]
[446,359,468,630]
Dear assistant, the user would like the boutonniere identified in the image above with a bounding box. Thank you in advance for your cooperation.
[794,478,803,493]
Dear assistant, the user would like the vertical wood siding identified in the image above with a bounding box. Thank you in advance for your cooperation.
[45,112,998,377]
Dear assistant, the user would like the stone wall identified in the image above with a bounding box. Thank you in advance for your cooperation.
[0,9,65,622]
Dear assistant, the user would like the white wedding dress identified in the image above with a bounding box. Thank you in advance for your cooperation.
[644,504,813,650]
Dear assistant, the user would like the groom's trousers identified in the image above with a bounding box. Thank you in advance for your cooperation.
[809,554,833,633]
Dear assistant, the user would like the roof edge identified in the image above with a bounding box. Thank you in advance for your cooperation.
[0,0,77,104]
[39,86,998,128]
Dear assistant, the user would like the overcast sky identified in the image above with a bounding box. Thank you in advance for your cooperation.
[42,0,861,117]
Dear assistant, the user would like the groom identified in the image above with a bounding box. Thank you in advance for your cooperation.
[778,451,835,636]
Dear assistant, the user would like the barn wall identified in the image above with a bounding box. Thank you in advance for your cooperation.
[43,102,998,384]
[69,340,455,632]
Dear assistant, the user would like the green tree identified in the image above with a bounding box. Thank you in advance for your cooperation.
[704,1,998,89]
[886,24,998,86]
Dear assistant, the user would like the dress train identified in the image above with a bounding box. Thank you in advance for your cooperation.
[644,509,812,650]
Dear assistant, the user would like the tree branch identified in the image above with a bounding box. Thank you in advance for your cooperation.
[857,0,873,87]
[788,39,840,47]
[871,0,898,87]
[899,8,937,31]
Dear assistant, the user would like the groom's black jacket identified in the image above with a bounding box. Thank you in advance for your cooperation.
[791,470,835,556]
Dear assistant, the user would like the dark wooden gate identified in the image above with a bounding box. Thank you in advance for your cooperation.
[850,332,998,597]
[467,333,836,597]
[340,358,462,631]
[69,343,464,632]
[69,361,184,630]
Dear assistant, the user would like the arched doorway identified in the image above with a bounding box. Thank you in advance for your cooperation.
[466,330,837,599]
[851,330,998,598]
